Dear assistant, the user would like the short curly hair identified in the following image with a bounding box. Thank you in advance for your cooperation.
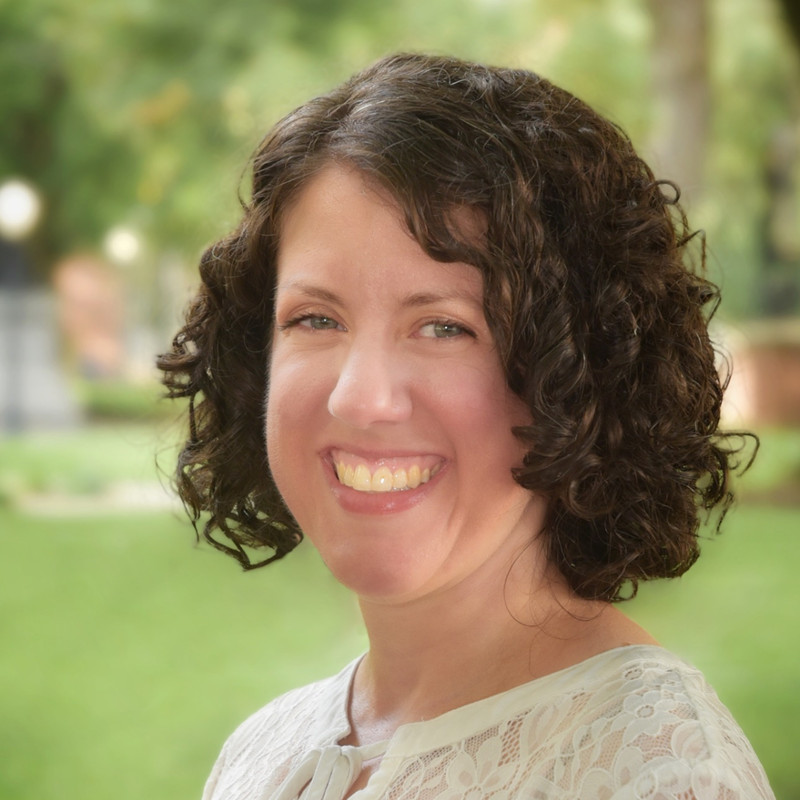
[158,53,751,602]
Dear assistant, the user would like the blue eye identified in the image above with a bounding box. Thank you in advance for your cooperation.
[419,321,472,339]
[278,314,343,333]
[301,315,340,330]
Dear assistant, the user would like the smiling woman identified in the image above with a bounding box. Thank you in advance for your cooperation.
[267,165,539,600]
[157,54,774,799]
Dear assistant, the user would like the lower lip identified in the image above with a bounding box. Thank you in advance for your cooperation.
[323,460,445,515]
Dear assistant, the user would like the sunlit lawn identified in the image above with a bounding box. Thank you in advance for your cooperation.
[0,508,362,800]
[0,424,798,800]
[627,504,799,799]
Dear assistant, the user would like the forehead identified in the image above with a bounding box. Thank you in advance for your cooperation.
[275,164,485,305]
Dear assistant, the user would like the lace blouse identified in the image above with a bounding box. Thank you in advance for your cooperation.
[201,645,774,800]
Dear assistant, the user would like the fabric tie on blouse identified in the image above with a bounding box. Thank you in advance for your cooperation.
[272,741,389,800]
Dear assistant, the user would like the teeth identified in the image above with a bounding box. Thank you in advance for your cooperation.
[353,464,372,491]
[335,460,437,493]
[393,468,408,490]
[371,466,393,492]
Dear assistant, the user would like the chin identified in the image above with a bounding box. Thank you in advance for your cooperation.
[322,553,435,605]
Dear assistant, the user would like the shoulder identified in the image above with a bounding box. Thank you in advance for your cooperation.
[201,659,358,800]
[229,661,353,746]
[554,646,775,799]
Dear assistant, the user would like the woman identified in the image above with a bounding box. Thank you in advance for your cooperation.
[159,53,774,799]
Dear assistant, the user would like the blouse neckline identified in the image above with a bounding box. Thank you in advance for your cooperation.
[330,643,680,756]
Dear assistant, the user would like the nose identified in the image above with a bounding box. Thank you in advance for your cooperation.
[327,339,412,428]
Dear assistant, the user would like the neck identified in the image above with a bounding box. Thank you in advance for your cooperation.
[349,543,612,739]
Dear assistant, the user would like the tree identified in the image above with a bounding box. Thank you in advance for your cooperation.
[759,0,800,314]
[647,0,710,207]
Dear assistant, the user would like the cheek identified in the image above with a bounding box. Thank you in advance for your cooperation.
[265,346,344,510]
[267,346,328,410]
[436,366,529,450]
[265,356,322,472]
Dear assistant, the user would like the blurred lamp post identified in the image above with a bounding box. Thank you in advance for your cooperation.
[104,226,141,265]
[0,180,42,241]
[0,179,41,431]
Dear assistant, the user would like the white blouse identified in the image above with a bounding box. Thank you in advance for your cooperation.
[201,645,774,800]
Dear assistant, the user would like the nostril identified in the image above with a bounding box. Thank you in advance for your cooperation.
[327,353,412,427]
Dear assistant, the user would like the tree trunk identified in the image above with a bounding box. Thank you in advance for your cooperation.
[775,0,800,49]
[647,0,711,208]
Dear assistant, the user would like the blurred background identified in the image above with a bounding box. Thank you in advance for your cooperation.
[1,0,798,797]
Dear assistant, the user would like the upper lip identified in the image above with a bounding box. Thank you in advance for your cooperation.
[322,445,447,467]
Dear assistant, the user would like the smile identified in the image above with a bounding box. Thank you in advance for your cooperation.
[331,451,443,493]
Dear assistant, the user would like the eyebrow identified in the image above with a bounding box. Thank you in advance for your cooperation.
[276,282,483,310]
[399,290,483,310]
[275,282,340,304]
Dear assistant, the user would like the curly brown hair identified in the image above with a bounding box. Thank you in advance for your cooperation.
[158,53,752,602]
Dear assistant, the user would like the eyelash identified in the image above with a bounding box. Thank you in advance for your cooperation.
[418,320,476,339]
[278,314,342,332]
[277,314,476,340]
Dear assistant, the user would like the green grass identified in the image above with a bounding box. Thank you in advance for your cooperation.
[745,428,800,487]
[73,378,176,423]
[627,505,799,799]
[0,508,364,800]
[0,423,797,799]
[0,422,177,498]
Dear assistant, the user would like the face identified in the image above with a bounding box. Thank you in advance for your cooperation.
[266,164,545,605]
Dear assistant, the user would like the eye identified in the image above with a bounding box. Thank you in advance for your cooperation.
[301,315,341,330]
[418,320,475,339]
[279,314,343,332]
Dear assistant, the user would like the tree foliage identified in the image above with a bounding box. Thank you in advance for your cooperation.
[2,0,797,316]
